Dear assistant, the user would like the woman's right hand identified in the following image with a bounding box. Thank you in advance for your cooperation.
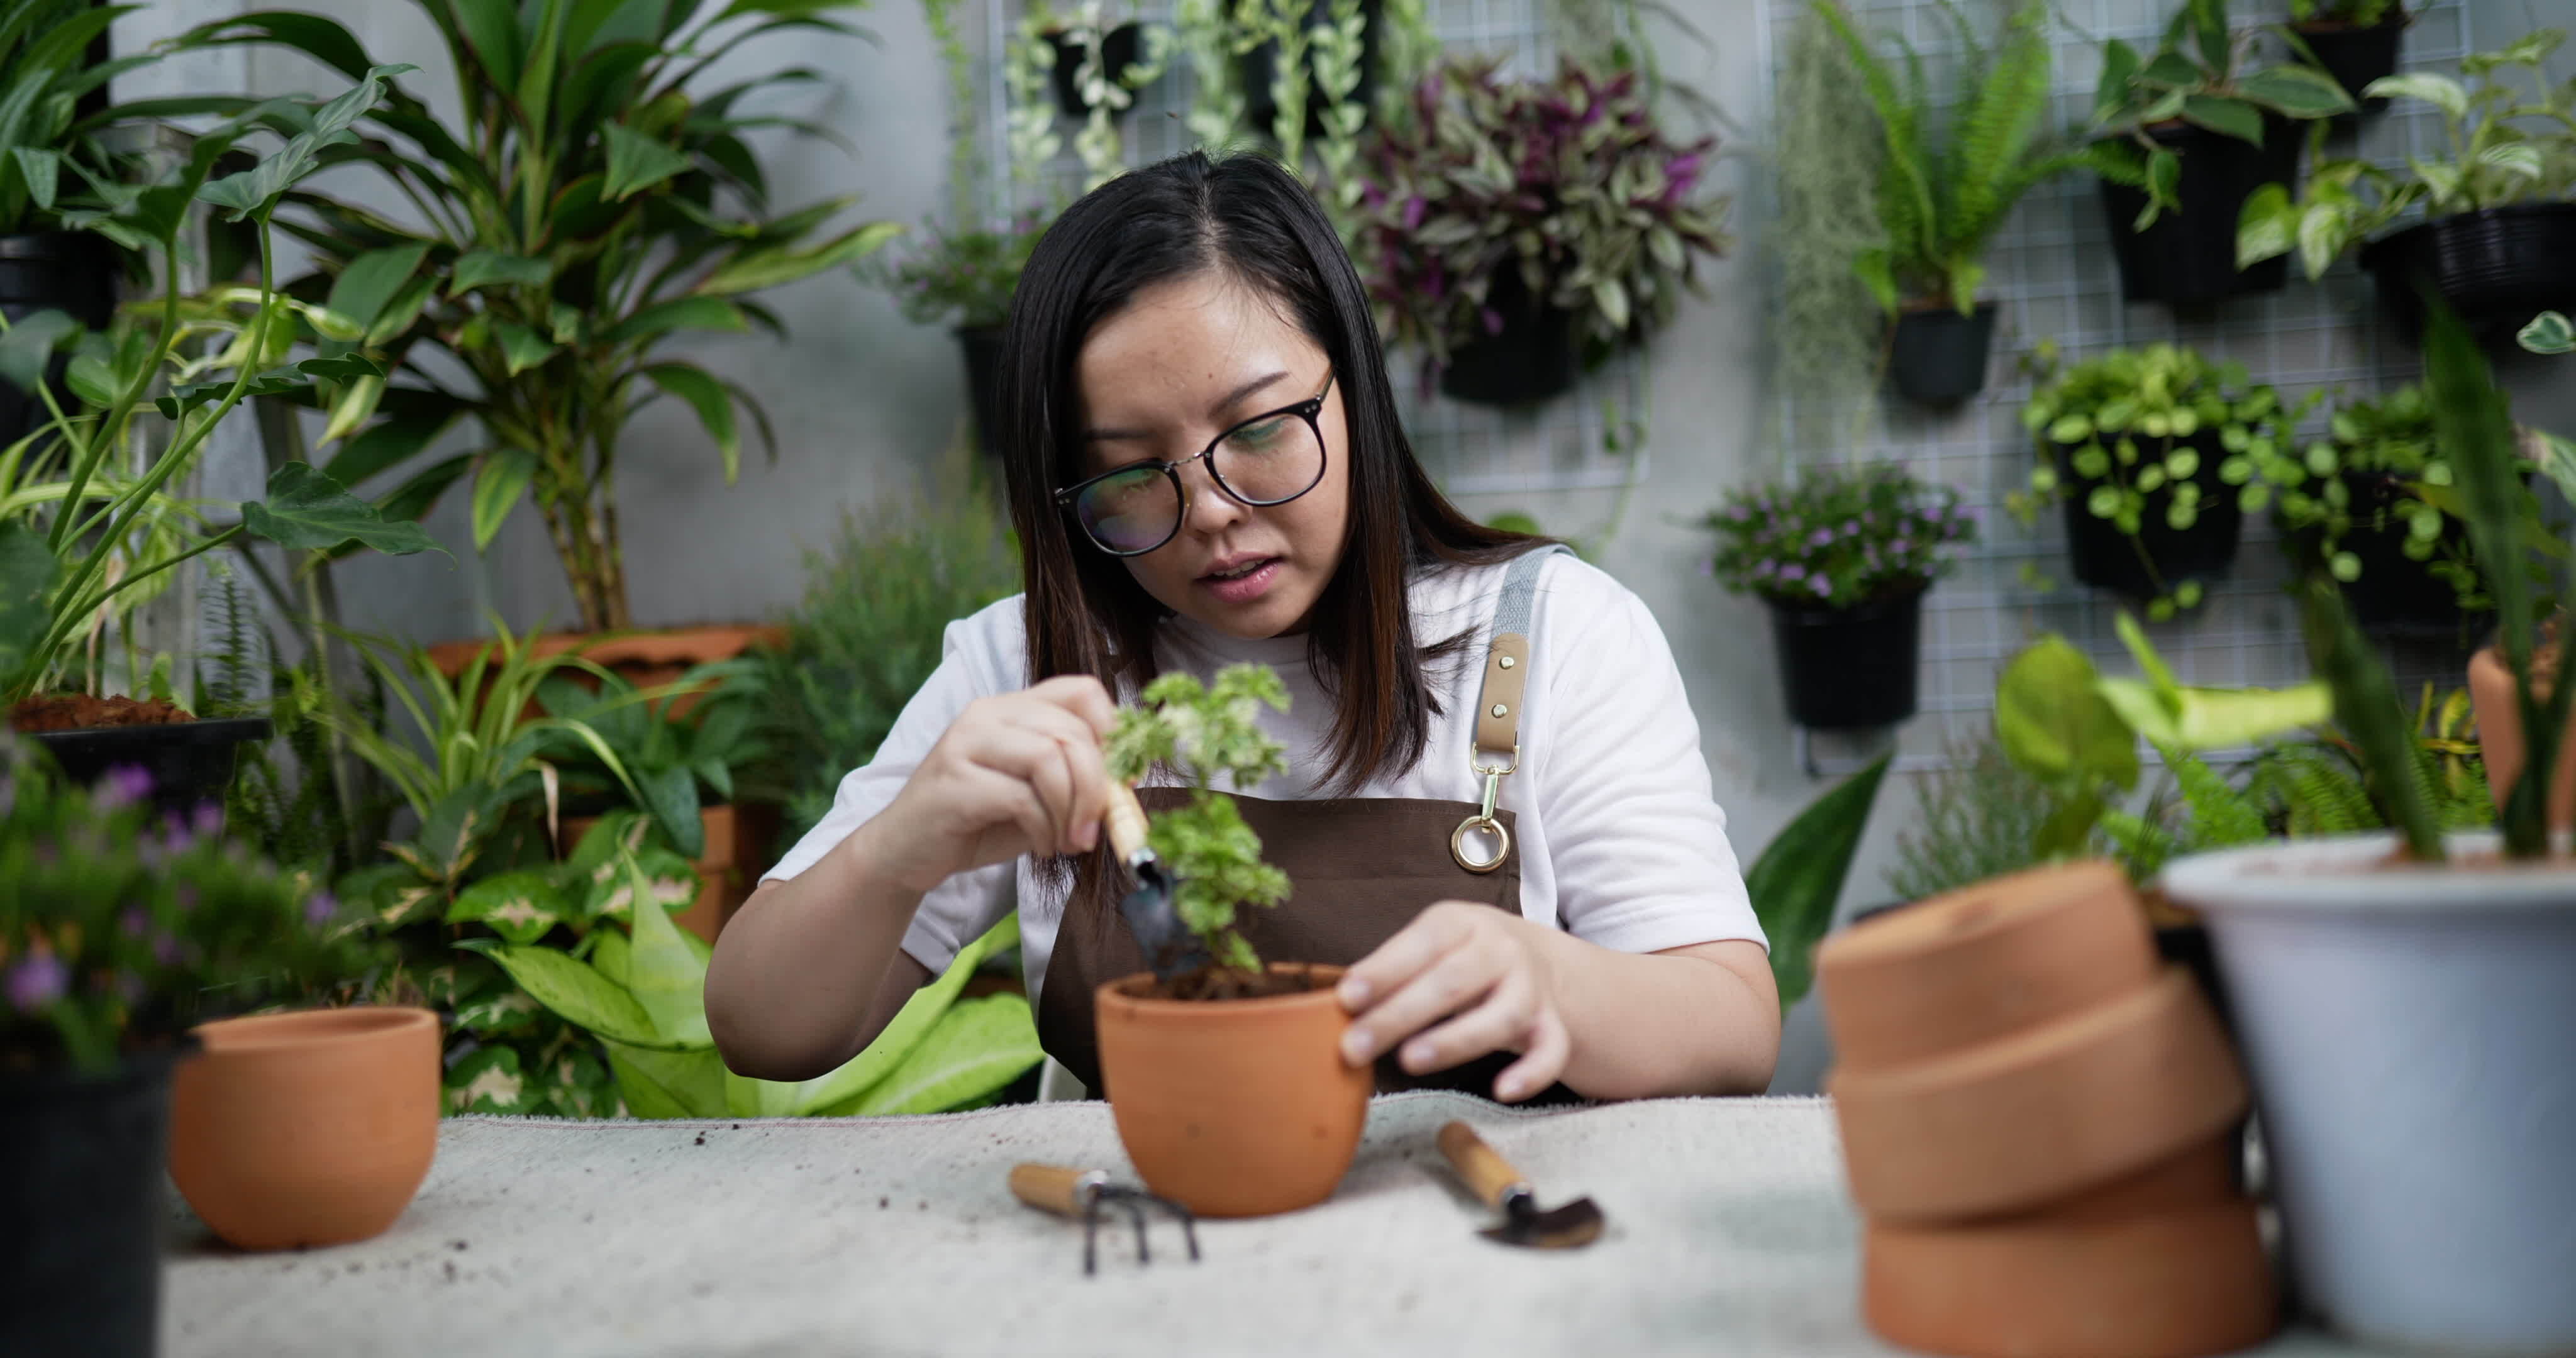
[857,675,1120,893]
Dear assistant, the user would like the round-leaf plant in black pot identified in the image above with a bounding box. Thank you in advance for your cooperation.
[1814,0,2090,407]
[2287,0,2409,114]
[2236,28,2576,343]
[0,737,381,1358]
[1706,463,1977,731]
[2013,341,2316,620]
[2083,0,2354,309]
[1354,57,1729,407]
[2260,382,2492,636]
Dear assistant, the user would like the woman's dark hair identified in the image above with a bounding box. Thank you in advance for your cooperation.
[999,150,1540,792]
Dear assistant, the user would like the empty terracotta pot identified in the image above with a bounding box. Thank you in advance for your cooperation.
[1095,964,1370,1218]
[169,1007,441,1250]
[1865,1198,2278,1358]
[1819,861,2155,1070]
[1828,968,2248,1222]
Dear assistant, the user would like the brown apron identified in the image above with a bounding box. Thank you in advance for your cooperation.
[1035,544,1578,1101]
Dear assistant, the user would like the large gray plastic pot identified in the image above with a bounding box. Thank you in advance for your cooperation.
[2162,832,2576,1356]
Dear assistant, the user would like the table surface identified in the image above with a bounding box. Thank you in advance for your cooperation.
[164,1093,2397,1358]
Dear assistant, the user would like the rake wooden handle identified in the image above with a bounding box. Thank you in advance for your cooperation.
[1103,780,1152,862]
[1009,1164,1106,1218]
[1438,1120,1528,1209]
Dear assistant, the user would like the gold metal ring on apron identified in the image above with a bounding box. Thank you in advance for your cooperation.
[1452,744,1516,874]
[1449,544,1564,873]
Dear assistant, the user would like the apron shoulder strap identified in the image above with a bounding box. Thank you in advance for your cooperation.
[1471,544,1570,761]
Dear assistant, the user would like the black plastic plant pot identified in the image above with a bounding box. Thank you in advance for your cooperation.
[2097,119,2300,309]
[2057,434,2245,600]
[23,716,272,820]
[1438,271,1578,407]
[1048,22,1143,121]
[2359,203,2576,345]
[954,324,1005,456]
[2321,470,2474,634]
[0,232,119,458]
[2297,14,2408,115]
[1239,0,1384,141]
[1766,587,1924,731]
[0,1054,184,1358]
[1889,302,1999,406]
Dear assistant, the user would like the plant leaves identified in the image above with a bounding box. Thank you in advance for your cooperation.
[694,219,902,295]
[0,309,81,395]
[2361,72,2466,120]
[1997,635,2140,790]
[445,868,570,944]
[242,462,445,556]
[450,250,553,293]
[495,321,555,375]
[643,363,738,482]
[326,244,430,331]
[1743,754,1889,1011]
[0,524,60,692]
[619,849,714,1047]
[846,994,1045,1115]
[471,448,537,550]
[2180,94,2264,145]
[602,121,695,201]
[602,295,747,346]
[604,1041,728,1118]
[482,944,664,1046]
[2523,311,2574,355]
[197,63,418,219]
[770,912,1021,1117]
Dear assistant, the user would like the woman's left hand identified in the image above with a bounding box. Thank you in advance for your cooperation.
[1334,902,1570,1103]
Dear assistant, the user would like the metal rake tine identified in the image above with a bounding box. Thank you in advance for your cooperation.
[1138,1189,1200,1263]
[1081,1196,1102,1276]
[1118,1196,1152,1264]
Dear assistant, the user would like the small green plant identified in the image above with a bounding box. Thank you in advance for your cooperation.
[1353,57,1731,378]
[2085,0,2354,226]
[1102,665,1292,974]
[2239,30,2575,279]
[1886,727,2058,902]
[867,216,1050,331]
[1704,463,1975,609]
[1007,0,1174,189]
[2267,384,2487,607]
[538,661,772,863]
[2288,0,2401,26]
[0,0,164,237]
[1,738,379,1074]
[1812,0,2090,316]
[2013,341,2318,618]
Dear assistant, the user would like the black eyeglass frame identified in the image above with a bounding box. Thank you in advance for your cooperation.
[1053,373,1336,557]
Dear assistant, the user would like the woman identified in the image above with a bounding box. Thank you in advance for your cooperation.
[708,152,1777,1102]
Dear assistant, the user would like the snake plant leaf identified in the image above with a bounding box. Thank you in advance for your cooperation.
[450,250,553,294]
[1745,754,1890,1011]
[843,994,1045,1116]
[445,868,570,944]
[242,462,445,556]
[484,944,666,1046]
[769,912,1024,1116]
[604,1041,728,1118]
[1997,636,2140,790]
[618,849,714,1047]
[470,448,537,549]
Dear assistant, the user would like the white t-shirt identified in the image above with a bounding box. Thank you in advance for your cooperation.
[763,551,1765,1005]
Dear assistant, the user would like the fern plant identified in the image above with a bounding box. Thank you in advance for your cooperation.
[1813,0,2090,315]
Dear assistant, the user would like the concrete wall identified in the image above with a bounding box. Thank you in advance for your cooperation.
[118,0,2576,1093]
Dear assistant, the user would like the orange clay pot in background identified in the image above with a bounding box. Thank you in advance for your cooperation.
[1095,963,1370,1218]
[2468,645,2576,830]
[169,1008,441,1250]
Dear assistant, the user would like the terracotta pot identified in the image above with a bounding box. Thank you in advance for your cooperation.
[1094,963,1370,1218]
[558,802,769,943]
[1864,1198,2277,1358]
[168,1007,441,1250]
[1828,968,2248,1223]
[2468,644,2576,831]
[426,623,784,719]
[1818,861,2155,1071]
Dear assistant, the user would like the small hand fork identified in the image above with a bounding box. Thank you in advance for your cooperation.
[1009,1164,1202,1276]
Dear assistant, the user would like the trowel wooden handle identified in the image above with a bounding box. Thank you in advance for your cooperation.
[1009,1163,1106,1217]
[1439,1121,1528,1208]
[1103,780,1151,861]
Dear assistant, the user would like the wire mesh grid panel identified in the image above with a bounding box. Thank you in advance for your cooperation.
[974,0,1653,498]
[1758,0,2492,772]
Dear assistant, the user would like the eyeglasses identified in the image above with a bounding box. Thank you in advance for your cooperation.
[1055,373,1334,556]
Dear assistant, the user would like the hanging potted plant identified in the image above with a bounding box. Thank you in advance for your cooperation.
[869,216,1049,456]
[2267,383,2493,635]
[181,3,900,668]
[2160,295,2576,1357]
[2012,341,2316,619]
[2084,0,2353,308]
[1353,57,1731,406]
[1092,665,1369,1218]
[0,737,380,1357]
[1813,0,2091,406]
[2236,28,2576,343]
[2287,0,2410,113]
[0,69,441,813]
[1703,463,1977,730]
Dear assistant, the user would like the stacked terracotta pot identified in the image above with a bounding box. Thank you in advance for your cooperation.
[1816,861,2277,1358]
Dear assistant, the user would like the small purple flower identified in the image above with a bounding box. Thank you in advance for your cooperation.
[6,954,67,1012]
[1811,575,1833,597]
[99,765,153,810]
[1808,528,1834,548]
[192,803,223,838]
[1779,563,1807,583]
[120,907,148,939]
[303,893,338,929]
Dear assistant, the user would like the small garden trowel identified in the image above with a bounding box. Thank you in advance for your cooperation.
[1102,780,1208,980]
[1438,1120,1604,1250]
